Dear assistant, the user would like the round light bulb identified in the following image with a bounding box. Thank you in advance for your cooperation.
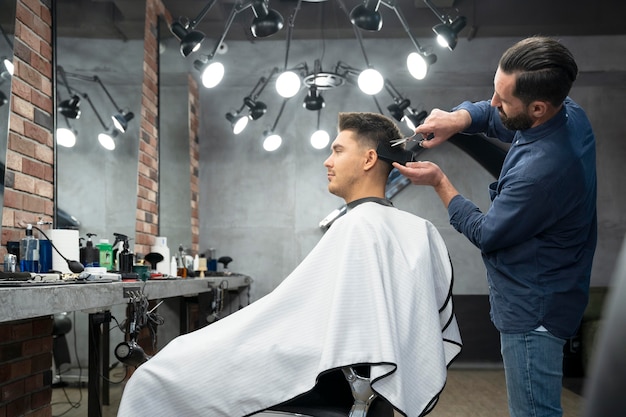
[233,115,249,135]
[437,35,450,49]
[263,133,282,151]
[201,61,225,88]
[56,128,76,148]
[98,133,116,150]
[357,68,384,95]
[275,71,301,98]
[310,129,330,149]
[407,52,428,80]
[3,58,14,76]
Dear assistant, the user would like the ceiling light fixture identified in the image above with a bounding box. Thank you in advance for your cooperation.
[262,99,288,152]
[350,0,438,80]
[56,121,77,148]
[170,0,218,57]
[310,108,330,150]
[349,0,382,31]
[192,0,284,88]
[225,111,249,135]
[56,66,131,150]
[423,0,467,51]
[385,79,427,131]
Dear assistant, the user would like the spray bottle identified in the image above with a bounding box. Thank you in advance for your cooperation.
[176,244,187,278]
[113,233,134,273]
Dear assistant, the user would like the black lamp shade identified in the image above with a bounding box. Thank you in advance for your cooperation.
[0,90,7,107]
[433,16,467,51]
[180,30,205,57]
[251,9,284,38]
[303,88,325,111]
[349,4,383,31]
[387,98,410,122]
[112,111,135,133]
[250,103,267,120]
[170,21,188,40]
[59,95,81,119]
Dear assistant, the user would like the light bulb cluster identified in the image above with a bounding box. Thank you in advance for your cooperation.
[178,0,466,151]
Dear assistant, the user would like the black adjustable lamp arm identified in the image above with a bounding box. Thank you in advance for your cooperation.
[188,0,219,30]
[204,0,253,61]
[93,76,122,112]
[337,0,374,68]
[56,66,74,97]
[62,70,122,113]
[283,0,302,70]
[384,79,404,101]
[380,0,427,53]
[423,0,449,24]
[271,99,288,131]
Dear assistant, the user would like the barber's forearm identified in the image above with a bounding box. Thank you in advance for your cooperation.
[434,175,460,208]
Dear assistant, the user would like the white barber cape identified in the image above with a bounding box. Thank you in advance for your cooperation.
[118,202,462,417]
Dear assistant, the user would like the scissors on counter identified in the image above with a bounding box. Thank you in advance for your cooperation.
[390,132,435,147]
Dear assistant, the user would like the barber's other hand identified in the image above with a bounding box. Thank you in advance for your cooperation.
[392,161,445,187]
[414,108,471,149]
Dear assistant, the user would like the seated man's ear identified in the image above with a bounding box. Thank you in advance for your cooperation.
[364,148,378,171]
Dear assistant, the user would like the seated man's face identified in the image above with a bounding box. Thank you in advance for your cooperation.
[324,130,369,201]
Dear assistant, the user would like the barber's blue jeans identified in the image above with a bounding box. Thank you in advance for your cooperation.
[500,330,566,417]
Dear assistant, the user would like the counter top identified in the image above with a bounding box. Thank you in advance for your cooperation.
[0,275,252,323]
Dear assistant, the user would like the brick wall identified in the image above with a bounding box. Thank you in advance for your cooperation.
[1,0,53,256]
[0,317,54,417]
[188,75,200,255]
[135,0,199,257]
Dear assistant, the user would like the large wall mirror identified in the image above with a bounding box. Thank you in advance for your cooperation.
[0,0,16,239]
[157,15,193,254]
[54,0,145,245]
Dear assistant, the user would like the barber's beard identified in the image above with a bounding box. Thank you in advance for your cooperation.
[499,107,534,131]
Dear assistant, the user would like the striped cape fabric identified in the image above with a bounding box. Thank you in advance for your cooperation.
[118,202,462,417]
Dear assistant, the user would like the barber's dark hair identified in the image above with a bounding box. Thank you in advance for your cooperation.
[338,112,402,149]
[499,36,578,107]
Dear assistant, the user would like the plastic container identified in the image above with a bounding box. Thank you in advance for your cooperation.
[96,239,114,271]
[150,236,170,275]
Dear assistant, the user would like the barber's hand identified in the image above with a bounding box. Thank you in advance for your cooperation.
[392,161,445,187]
[414,108,472,149]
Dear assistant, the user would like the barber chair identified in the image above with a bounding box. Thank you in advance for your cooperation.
[255,366,394,417]
[52,313,72,383]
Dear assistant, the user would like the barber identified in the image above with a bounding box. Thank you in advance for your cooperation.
[393,36,597,417]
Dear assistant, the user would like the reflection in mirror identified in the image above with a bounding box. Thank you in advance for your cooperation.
[0,0,16,239]
[158,15,192,254]
[55,1,144,244]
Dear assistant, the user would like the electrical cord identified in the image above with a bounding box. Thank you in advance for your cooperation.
[52,312,83,417]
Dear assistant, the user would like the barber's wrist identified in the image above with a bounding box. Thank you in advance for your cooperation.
[453,109,472,132]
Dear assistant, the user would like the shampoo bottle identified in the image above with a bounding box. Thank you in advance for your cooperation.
[80,233,100,267]
[19,224,39,273]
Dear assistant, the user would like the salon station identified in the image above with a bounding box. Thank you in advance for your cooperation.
[0,0,625,416]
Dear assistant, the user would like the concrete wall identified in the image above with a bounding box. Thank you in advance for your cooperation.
[53,35,626,368]
[197,35,626,301]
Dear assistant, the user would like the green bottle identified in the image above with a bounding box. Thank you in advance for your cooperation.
[96,239,113,271]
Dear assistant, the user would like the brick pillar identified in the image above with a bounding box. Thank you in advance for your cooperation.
[134,0,175,256]
[188,75,200,255]
[1,0,53,257]
[0,317,54,417]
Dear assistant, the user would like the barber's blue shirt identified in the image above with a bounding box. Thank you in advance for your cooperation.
[449,98,597,338]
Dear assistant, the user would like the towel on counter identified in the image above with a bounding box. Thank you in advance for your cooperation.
[118,202,462,417]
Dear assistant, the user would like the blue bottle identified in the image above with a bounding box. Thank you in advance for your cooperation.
[19,225,39,273]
